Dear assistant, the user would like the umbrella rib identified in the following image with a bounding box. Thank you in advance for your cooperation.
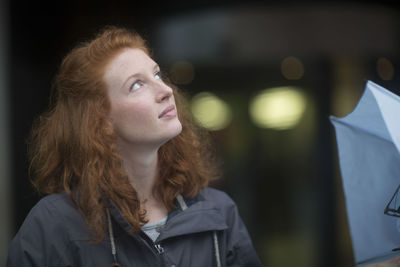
[330,116,393,144]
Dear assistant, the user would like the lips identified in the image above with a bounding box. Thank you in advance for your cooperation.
[158,104,176,119]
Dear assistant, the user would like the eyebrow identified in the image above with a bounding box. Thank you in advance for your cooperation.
[120,64,160,90]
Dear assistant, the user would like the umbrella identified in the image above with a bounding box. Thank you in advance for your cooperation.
[330,80,400,266]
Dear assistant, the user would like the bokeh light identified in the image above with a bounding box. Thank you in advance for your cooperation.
[169,60,195,84]
[190,92,232,131]
[249,86,307,130]
[281,56,305,80]
[376,57,394,81]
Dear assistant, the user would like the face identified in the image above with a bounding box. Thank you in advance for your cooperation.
[104,48,182,150]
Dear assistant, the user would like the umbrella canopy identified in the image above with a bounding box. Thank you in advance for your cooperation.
[331,80,400,265]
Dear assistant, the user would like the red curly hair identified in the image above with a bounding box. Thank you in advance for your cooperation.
[28,26,219,241]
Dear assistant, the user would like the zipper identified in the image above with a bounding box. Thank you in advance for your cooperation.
[155,243,164,254]
[139,232,167,266]
[155,243,166,267]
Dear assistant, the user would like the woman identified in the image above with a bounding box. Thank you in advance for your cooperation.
[6,26,262,266]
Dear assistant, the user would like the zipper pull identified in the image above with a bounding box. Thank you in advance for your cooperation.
[155,244,164,254]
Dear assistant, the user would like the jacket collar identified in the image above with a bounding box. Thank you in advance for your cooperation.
[109,192,228,241]
[158,194,228,241]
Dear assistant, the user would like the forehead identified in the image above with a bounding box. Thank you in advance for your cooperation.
[104,48,155,87]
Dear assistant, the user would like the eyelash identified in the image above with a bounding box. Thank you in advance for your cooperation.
[130,71,162,92]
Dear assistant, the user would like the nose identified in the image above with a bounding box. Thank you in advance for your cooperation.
[155,81,173,103]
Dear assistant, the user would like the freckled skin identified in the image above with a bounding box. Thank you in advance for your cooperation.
[104,48,182,149]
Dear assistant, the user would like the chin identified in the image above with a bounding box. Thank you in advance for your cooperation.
[169,120,183,138]
[161,121,182,143]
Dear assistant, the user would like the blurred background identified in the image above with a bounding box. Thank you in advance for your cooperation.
[1,0,400,266]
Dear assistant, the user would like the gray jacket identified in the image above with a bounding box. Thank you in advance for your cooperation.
[7,187,262,266]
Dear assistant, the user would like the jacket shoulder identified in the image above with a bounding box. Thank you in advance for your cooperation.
[33,193,76,214]
[10,193,89,245]
[200,187,238,218]
[199,187,237,212]
[32,193,88,238]
[6,193,81,266]
[26,194,81,227]
[21,193,72,226]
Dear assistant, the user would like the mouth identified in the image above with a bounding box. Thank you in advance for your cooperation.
[158,104,177,119]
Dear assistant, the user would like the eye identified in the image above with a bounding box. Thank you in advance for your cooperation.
[154,71,162,80]
[130,80,143,91]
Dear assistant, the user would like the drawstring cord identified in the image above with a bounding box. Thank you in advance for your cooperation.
[107,195,222,267]
[106,209,121,267]
[176,194,188,210]
[176,194,221,267]
[213,231,222,267]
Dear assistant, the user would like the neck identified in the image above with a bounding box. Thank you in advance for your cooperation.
[117,141,169,223]
[118,143,159,202]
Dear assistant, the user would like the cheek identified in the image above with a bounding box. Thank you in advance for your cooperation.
[110,101,154,129]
